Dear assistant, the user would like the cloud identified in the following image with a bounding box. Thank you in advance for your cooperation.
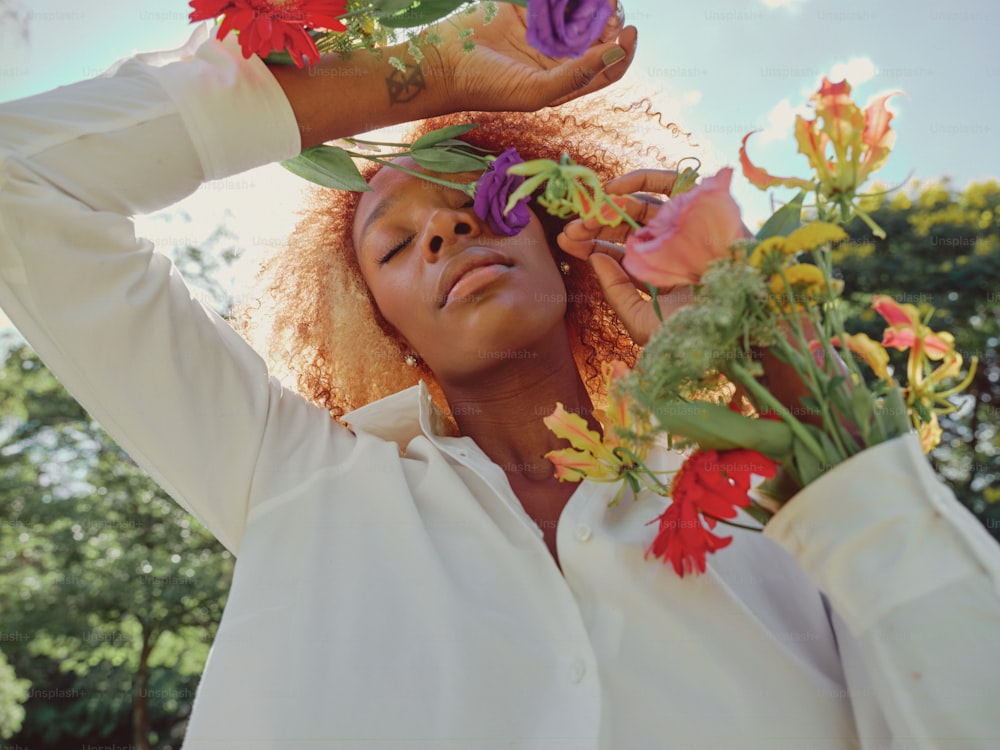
[757,98,809,144]
[757,56,893,146]
[824,56,878,89]
[681,90,703,107]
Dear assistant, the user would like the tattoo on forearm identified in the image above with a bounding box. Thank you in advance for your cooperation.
[386,63,426,105]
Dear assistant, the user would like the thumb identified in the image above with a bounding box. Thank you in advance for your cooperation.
[541,31,636,106]
[589,252,654,345]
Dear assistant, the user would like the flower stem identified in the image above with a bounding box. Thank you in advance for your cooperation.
[351,153,477,195]
[852,205,886,239]
[703,513,763,533]
[727,361,827,462]
[603,194,641,230]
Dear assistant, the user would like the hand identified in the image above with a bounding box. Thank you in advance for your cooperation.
[557,170,693,346]
[433,2,637,112]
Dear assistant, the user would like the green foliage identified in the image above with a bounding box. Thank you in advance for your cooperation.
[0,340,233,748]
[282,145,373,191]
[0,649,30,739]
[836,179,1000,536]
[377,0,471,28]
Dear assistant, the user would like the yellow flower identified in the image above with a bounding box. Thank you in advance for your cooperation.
[543,403,621,482]
[544,361,648,483]
[784,222,848,254]
[594,361,651,454]
[740,77,899,213]
[836,332,891,382]
[928,350,964,385]
[770,263,827,297]
[747,236,788,268]
[918,413,943,453]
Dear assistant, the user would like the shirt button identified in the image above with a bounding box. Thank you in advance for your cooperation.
[568,659,587,683]
[574,524,593,542]
[457,449,468,458]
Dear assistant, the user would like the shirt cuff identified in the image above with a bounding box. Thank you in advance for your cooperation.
[130,24,302,182]
[763,432,1000,635]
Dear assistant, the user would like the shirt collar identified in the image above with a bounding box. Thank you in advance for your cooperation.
[342,381,450,448]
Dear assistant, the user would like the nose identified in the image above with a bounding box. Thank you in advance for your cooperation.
[420,206,481,260]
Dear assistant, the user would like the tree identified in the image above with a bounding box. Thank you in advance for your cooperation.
[0,212,242,748]
[0,649,30,739]
[0,340,234,749]
[835,179,1000,537]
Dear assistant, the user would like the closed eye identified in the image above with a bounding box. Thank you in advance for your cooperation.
[378,234,414,265]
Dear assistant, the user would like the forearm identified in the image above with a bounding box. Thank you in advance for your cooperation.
[0,29,300,552]
[270,2,636,150]
[268,44,449,149]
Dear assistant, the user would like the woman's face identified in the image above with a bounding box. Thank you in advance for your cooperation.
[352,159,569,384]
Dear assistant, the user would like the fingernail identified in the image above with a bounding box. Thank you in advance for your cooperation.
[601,47,627,67]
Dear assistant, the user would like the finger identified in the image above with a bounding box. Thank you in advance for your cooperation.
[545,26,638,107]
[562,212,633,252]
[589,252,654,345]
[604,169,678,198]
[578,194,660,237]
[597,0,626,43]
[557,228,626,262]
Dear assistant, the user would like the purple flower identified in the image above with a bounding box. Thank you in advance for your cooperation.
[525,0,614,59]
[473,148,532,237]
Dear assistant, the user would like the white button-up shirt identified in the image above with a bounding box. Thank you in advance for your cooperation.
[2,27,999,750]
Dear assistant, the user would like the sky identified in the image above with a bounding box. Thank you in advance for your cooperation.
[1,0,998,328]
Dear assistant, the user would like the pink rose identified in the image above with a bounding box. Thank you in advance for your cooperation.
[623,167,746,288]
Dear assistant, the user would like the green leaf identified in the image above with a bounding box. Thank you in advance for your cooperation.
[409,147,487,173]
[826,375,847,393]
[912,399,932,422]
[281,147,371,192]
[848,386,875,441]
[670,165,701,198]
[755,191,806,240]
[370,0,420,13]
[647,283,663,321]
[410,124,479,150]
[793,434,828,485]
[798,396,822,413]
[648,400,794,459]
[378,0,469,28]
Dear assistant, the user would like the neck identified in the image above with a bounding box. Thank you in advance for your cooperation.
[439,327,597,484]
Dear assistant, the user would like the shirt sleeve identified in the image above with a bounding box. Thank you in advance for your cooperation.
[764,433,1000,749]
[0,27,310,554]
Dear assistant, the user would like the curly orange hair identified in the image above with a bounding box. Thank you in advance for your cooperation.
[235,98,688,424]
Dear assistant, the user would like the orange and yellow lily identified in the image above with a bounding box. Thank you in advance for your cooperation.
[544,361,650,484]
[872,294,953,358]
[740,77,899,221]
[869,295,976,452]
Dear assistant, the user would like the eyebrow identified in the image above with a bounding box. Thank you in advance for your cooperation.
[358,194,403,251]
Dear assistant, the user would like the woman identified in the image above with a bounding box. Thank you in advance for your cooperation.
[1,5,997,749]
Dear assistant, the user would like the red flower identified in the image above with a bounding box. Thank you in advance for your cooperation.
[189,0,348,68]
[647,448,778,576]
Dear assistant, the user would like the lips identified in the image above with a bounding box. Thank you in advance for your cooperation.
[437,248,513,308]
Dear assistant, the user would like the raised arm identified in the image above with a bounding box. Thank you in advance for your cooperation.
[0,9,636,553]
[272,2,636,148]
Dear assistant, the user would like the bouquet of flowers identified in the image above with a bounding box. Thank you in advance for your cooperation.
[540,77,978,575]
[187,2,977,577]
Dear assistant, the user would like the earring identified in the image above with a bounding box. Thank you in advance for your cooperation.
[403,353,419,367]
[559,261,571,276]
